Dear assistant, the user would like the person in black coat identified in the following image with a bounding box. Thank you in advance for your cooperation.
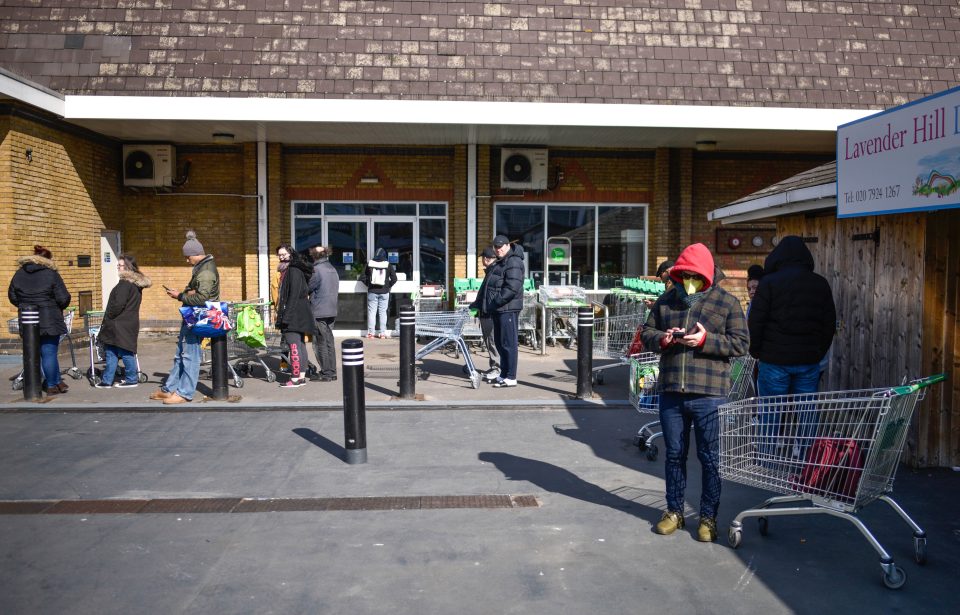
[8,245,72,396]
[359,247,397,338]
[276,244,315,387]
[483,235,525,388]
[96,254,151,389]
[748,235,836,394]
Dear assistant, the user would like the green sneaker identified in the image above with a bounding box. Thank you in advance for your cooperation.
[654,511,685,535]
[696,517,717,542]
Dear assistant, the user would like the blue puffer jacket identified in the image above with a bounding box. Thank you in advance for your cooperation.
[482,243,525,314]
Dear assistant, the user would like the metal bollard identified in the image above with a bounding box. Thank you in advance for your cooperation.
[341,339,367,464]
[576,305,594,399]
[398,304,416,399]
[19,305,43,401]
[209,335,229,400]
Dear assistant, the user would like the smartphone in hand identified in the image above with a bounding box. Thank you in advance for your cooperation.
[671,330,686,339]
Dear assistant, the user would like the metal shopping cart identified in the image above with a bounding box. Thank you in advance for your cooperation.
[719,374,944,590]
[589,310,647,385]
[226,300,278,386]
[413,284,446,312]
[518,279,539,350]
[629,354,756,460]
[452,278,483,348]
[8,307,82,390]
[536,285,606,354]
[83,310,148,386]
[407,308,482,389]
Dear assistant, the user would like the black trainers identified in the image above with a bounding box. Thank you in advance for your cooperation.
[94,382,113,390]
[492,378,517,388]
[114,381,139,389]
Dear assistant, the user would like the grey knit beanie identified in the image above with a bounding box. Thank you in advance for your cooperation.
[182,230,205,257]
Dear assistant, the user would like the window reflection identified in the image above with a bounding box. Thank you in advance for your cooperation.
[495,206,544,284]
[419,219,446,285]
[547,206,594,287]
[598,206,646,289]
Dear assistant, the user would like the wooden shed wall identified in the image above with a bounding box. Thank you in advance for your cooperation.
[778,210,957,467]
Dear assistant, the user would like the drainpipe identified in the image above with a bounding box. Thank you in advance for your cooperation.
[257,139,270,325]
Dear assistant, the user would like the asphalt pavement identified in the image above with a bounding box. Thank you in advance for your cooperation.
[0,335,957,614]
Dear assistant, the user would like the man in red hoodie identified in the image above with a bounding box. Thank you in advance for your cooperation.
[640,243,749,541]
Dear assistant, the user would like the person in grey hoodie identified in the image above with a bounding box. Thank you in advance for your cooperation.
[308,244,339,381]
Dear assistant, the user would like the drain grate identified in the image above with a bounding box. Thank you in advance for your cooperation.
[0,494,540,515]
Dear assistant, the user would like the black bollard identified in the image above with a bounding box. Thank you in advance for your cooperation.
[209,334,229,400]
[19,305,43,401]
[576,305,594,399]
[341,339,367,464]
[398,303,416,399]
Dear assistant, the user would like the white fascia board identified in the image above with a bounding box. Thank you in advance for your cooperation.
[63,96,870,131]
[0,72,65,116]
[708,182,836,223]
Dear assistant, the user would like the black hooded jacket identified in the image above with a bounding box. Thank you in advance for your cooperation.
[8,255,71,337]
[99,269,152,353]
[748,236,836,366]
[276,252,316,335]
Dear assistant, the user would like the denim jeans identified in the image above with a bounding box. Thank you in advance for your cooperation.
[756,362,820,462]
[39,335,61,387]
[659,392,723,519]
[162,323,202,400]
[367,293,390,335]
[102,344,138,385]
[492,311,519,380]
[312,317,337,377]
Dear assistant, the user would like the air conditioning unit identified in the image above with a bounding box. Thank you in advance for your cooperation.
[122,144,176,187]
[500,148,548,190]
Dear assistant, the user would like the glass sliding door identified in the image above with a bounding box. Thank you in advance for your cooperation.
[373,220,415,283]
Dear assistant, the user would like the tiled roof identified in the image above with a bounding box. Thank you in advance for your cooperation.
[0,1,958,107]
[728,159,836,205]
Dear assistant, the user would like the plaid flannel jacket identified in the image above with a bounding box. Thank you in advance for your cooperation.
[640,284,749,397]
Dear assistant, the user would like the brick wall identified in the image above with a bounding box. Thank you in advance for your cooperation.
[121,145,253,327]
[1,1,957,107]
[1,106,122,343]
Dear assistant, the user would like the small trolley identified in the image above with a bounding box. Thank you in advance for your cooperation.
[629,354,756,461]
[407,308,482,389]
[719,374,944,590]
[226,300,278,386]
[83,310,148,386]
[8,307,82,390]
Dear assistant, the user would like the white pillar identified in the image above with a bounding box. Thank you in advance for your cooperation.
[467,141,477,278]
[257,140,270,322]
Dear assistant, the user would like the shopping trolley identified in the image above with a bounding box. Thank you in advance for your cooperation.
[452,278,483,348]
[8,307,82,390]
[537,285,606,354]
[83,310,148,386]
[226,300,278,386]
[413,284,446,312]
[518,280,539,349]
[629,354,756,460]
[589,310,647,385]
[719,374,944,590]
[407,308,482,389]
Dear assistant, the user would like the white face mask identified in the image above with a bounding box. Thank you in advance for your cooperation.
[683,278,703,295]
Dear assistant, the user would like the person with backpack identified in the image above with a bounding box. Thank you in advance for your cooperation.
[275,244,315,387]
[360,247,397,339]
[95,253,151,389]
[8,245,72,396]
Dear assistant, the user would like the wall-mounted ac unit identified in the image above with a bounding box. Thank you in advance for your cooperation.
[122,144,175,187]
[500,148,548,190]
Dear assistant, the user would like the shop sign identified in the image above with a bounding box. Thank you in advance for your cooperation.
[838,84,960,218]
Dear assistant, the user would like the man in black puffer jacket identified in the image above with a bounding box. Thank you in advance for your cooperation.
[749,235,836,396]
[482,235,525,388]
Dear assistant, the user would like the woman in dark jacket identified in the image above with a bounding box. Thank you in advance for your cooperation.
[8,245,72,395]
[96,254,151,389]
[275,244,315,387]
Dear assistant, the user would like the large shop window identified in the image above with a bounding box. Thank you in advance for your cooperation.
[495,203,647,290]
[291,201,447,287]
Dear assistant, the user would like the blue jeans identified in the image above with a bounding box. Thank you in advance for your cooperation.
[39,335,61,387]
[492,311,519,380]
[756,362,820,462]
[367,293,389,335]
[659,392,723,519]
[161,323,202,400]
[102,344,138,385]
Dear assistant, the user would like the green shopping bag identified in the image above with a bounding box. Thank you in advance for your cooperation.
[236,305,266,349]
